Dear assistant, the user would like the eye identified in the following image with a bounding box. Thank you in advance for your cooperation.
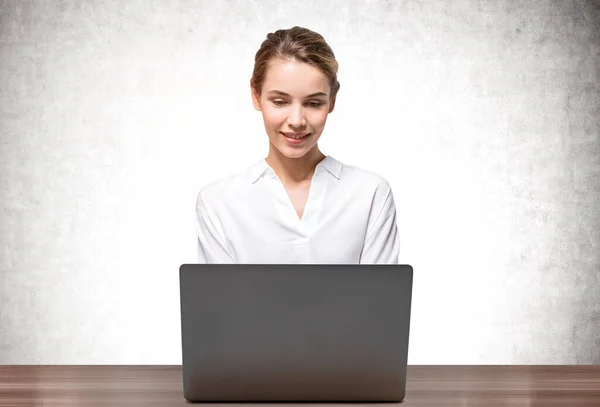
[272,100,287,106]
[306,101,324,108]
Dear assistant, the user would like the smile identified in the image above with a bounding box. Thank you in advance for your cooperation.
[282,132,310,139]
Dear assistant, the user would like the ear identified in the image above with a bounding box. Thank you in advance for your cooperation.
[251,82,262,111]
[328,97,336,113]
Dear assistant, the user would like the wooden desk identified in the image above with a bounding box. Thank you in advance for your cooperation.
[1,365,599,406]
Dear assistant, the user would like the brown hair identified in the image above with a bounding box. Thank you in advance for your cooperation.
[251,26,341,100]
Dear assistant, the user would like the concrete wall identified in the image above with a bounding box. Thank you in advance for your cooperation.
[1,0,598,364]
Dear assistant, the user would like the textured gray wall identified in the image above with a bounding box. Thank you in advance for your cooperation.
[0,0,599,364]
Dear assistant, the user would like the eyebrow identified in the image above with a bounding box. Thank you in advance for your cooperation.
[267,90,328,98]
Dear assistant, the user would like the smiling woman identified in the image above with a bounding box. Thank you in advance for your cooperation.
[195,26,400,264]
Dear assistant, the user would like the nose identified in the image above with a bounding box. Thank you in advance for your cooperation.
[287,104,306,128]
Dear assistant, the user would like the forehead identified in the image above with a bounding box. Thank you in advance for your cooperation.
[263,58,330,96]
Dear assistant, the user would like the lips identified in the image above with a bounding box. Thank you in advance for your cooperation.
[281,132,311,146]
[281,132,310,139]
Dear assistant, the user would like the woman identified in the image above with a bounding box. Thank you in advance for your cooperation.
[196,26,399,264]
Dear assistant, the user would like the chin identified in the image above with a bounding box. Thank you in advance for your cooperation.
[268,130,322,159]
[277,146,313,159]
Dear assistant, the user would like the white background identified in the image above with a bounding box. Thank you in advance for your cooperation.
[1,0,599,364]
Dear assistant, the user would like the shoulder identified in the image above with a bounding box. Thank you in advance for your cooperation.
[195,162,256,210]
[335,158,396,218]
[338,158,393,196]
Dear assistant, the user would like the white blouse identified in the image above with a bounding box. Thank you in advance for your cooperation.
[195,155,399,264]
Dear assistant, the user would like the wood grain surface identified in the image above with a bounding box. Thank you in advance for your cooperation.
[1,365,599,406]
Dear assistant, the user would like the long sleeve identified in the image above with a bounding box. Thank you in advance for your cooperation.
[359,188,400,264]
[195,194,236,264]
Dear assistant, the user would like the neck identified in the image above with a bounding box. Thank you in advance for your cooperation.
[265,145,326,185]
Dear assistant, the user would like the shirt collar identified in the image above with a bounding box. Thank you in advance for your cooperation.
[248,155,343,184]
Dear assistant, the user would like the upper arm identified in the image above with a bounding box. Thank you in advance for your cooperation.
[195,192,236,264]
[359,184,400,264]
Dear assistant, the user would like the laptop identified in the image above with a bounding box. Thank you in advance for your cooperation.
[179,264,413,402]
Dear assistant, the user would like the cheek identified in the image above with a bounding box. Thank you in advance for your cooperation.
[309,110,329,128]
[262,107,286,128]
[261,106,329,131]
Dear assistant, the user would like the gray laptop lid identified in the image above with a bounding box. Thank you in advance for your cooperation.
[179,264,413,402]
